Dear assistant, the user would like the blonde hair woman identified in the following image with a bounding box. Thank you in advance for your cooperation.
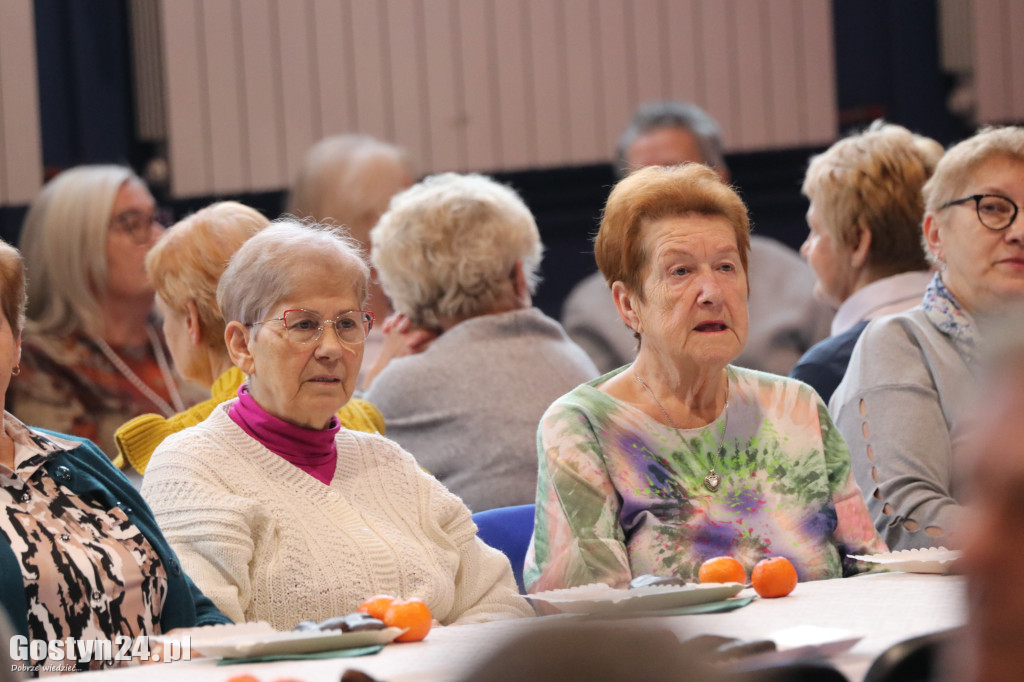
[12,166,196,462]
[832,126,1024,551]
[114,202,385,475]
[791,122,943,401]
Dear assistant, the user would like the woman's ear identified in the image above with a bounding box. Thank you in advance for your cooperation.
[850,223,873,269]
[185,301,203,347]
[224,321,255,375]
[612,281,643,335]
[922,213,944,263]
[511,260,532,307]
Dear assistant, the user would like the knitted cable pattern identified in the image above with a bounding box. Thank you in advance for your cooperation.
[141,403,532,630]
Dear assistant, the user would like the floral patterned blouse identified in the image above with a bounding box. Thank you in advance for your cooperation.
[524,366,887,593]
[0,414,166,670]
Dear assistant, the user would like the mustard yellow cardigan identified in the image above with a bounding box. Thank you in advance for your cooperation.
[114,366,385,474]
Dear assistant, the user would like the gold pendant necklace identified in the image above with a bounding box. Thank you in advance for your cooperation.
[634,372,729,493]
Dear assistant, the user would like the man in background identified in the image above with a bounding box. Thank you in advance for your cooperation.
[562,101,833,376]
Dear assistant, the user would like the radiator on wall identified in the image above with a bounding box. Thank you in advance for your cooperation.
[9,1,1022,208]
[0,0,43,208]
[133,0,840,199]
[972,0,1024,125]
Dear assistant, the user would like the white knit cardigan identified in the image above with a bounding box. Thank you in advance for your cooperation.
[141,403,533,630]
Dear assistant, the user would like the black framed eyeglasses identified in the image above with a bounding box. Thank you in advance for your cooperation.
[939,194,1019,231]
[247,308,374,345]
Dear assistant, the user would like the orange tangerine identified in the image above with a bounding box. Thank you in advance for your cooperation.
[751,556,798,598]
[697,556,747,584]
[383,598,433,642]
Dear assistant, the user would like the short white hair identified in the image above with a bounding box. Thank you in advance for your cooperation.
[370,173,543,329]
[19,165,139,337]
[217,218,370,329]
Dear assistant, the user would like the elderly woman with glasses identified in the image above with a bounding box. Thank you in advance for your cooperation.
[831,126,1024,551]
[11,166,200,465]
[113,201,384,477]
[141,219,531,630]
[525,164,885,594]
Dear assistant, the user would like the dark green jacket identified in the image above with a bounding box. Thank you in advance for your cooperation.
[0,428,230,640]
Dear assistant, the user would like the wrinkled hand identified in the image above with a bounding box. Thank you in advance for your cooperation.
[363,314,440,388]
[380,313,438,354]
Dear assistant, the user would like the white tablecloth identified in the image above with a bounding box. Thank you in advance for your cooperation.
[75,572,965,682]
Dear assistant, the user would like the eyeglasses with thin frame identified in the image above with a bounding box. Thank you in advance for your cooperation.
[110,207,172,245]
[939,194,1019,231]
[247,308,374,345]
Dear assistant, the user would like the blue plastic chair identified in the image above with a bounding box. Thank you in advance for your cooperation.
[472,504,535,594]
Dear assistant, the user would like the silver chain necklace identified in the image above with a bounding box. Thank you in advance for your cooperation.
[634,372,729,493]
[88,325,185,418]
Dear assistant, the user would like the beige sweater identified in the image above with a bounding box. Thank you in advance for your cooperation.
[141,403,533,630]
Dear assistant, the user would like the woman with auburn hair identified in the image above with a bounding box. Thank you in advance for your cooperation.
[11,166,199,464]
[525,163,885,593]
[0,240,228,671]
[790,122,942,402]
[114,202,384,475]
[832,126,1024,551]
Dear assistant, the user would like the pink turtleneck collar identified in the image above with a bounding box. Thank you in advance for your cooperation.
[228,383,339,485]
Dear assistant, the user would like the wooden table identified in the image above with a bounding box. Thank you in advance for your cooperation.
[77,572,965,682]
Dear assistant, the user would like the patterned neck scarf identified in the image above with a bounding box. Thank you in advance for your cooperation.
[922,271,981,366]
